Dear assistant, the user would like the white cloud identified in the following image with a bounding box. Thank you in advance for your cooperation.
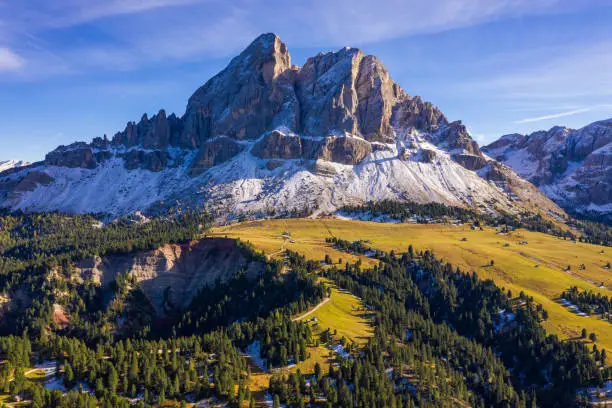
[0,0,605,81]
[515,108,592,123]
[0,48,24,71]
[2,0,204,28]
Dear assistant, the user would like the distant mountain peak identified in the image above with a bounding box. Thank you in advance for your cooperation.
[484,117,612,221]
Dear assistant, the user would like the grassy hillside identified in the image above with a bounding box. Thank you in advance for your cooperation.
[211,218,612,354]
[246,280,373,399]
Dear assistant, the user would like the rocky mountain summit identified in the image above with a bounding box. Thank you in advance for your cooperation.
[484,118,612,221]
[0,34,562,219]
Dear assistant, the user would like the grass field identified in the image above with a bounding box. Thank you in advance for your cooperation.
[246,279,373,398]
[211,218,612,354]
[296,282,374,346]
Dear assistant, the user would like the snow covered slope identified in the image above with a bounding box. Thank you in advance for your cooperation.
[484,119,612,221]
[0,34,563,220]
[0,160,29,173]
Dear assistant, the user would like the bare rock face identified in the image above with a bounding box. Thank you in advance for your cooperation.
[74,238,265,315]
[452,154,488,171]
[12,171,54,193]
[37,33,485,174]
[391,96,447,132]
[251,131,373,165]
[265,160,285,170]
[484,118,612,220]
[437,121,482,156]
[46,143,98,169]
[316,136,372,165]
[251,130,308,159]
[183,34,297,145]
[295,47,363,137]
[112,110,183,149]
[190,137,244,175]
[122,150,170,172]
[295,49,404,141]
[419,149,437,163]
[311,160,338,176]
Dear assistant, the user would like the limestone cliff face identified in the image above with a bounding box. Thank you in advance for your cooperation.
[251,131,313,160]
[190,137,244,175]
[45,143,99,169]
[183,34,296,146]
[75,238,264,315]
[317,136,372,165]
[41,33,473,170]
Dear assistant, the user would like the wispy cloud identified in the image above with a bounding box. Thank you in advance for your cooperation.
[515,108,592,123]
[2,0,204,28]
[0,48,25,71]
[0,0,598,81]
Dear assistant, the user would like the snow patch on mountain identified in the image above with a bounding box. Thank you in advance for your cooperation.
[484,118,612,220]
[0,160,29,173]
[3,127,518,219]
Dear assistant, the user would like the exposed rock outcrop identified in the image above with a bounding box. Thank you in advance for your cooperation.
[112,110,183,149]
[122,150,170,172]
[75,238,265,315]
[12,171,54,193]
[183,34,296,145]
[317,136,372,165]
[190,137,244,175]
[46,143,98,169]
[452,154,488,171]
[251,131,310,159]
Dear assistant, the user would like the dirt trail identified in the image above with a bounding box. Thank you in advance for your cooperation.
[267,239,287,260]
[292,297,331,321]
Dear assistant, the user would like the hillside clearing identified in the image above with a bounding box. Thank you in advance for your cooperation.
[212,218,612,354]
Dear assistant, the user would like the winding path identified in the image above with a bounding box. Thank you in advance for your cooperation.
[292,297,331,321]
[267,239,287,261]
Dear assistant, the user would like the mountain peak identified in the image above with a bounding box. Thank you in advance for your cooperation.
[231,32,292,82]
[0,34,564,220]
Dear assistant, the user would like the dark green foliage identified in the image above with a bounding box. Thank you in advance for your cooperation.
[341,199,612,246]
[0,207,607,407]
[0,209,210,273]
[563,286,612,320]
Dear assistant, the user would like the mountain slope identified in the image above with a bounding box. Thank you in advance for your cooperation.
[0,34,562,220]
[484,119,612,221]
[0,160,29,173]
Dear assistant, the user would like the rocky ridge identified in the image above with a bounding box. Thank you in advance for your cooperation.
[0,34,563,219]
[484,119,612,221]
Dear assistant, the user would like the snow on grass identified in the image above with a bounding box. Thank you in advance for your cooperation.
[245,340,267,372]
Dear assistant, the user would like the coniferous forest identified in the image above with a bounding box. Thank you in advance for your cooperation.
[0,209,609,407]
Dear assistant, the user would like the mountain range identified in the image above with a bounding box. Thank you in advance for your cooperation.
[0,34,563,220]
[484,119,612,222]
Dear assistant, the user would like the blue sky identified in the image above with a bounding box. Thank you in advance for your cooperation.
[1,0,611,162]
